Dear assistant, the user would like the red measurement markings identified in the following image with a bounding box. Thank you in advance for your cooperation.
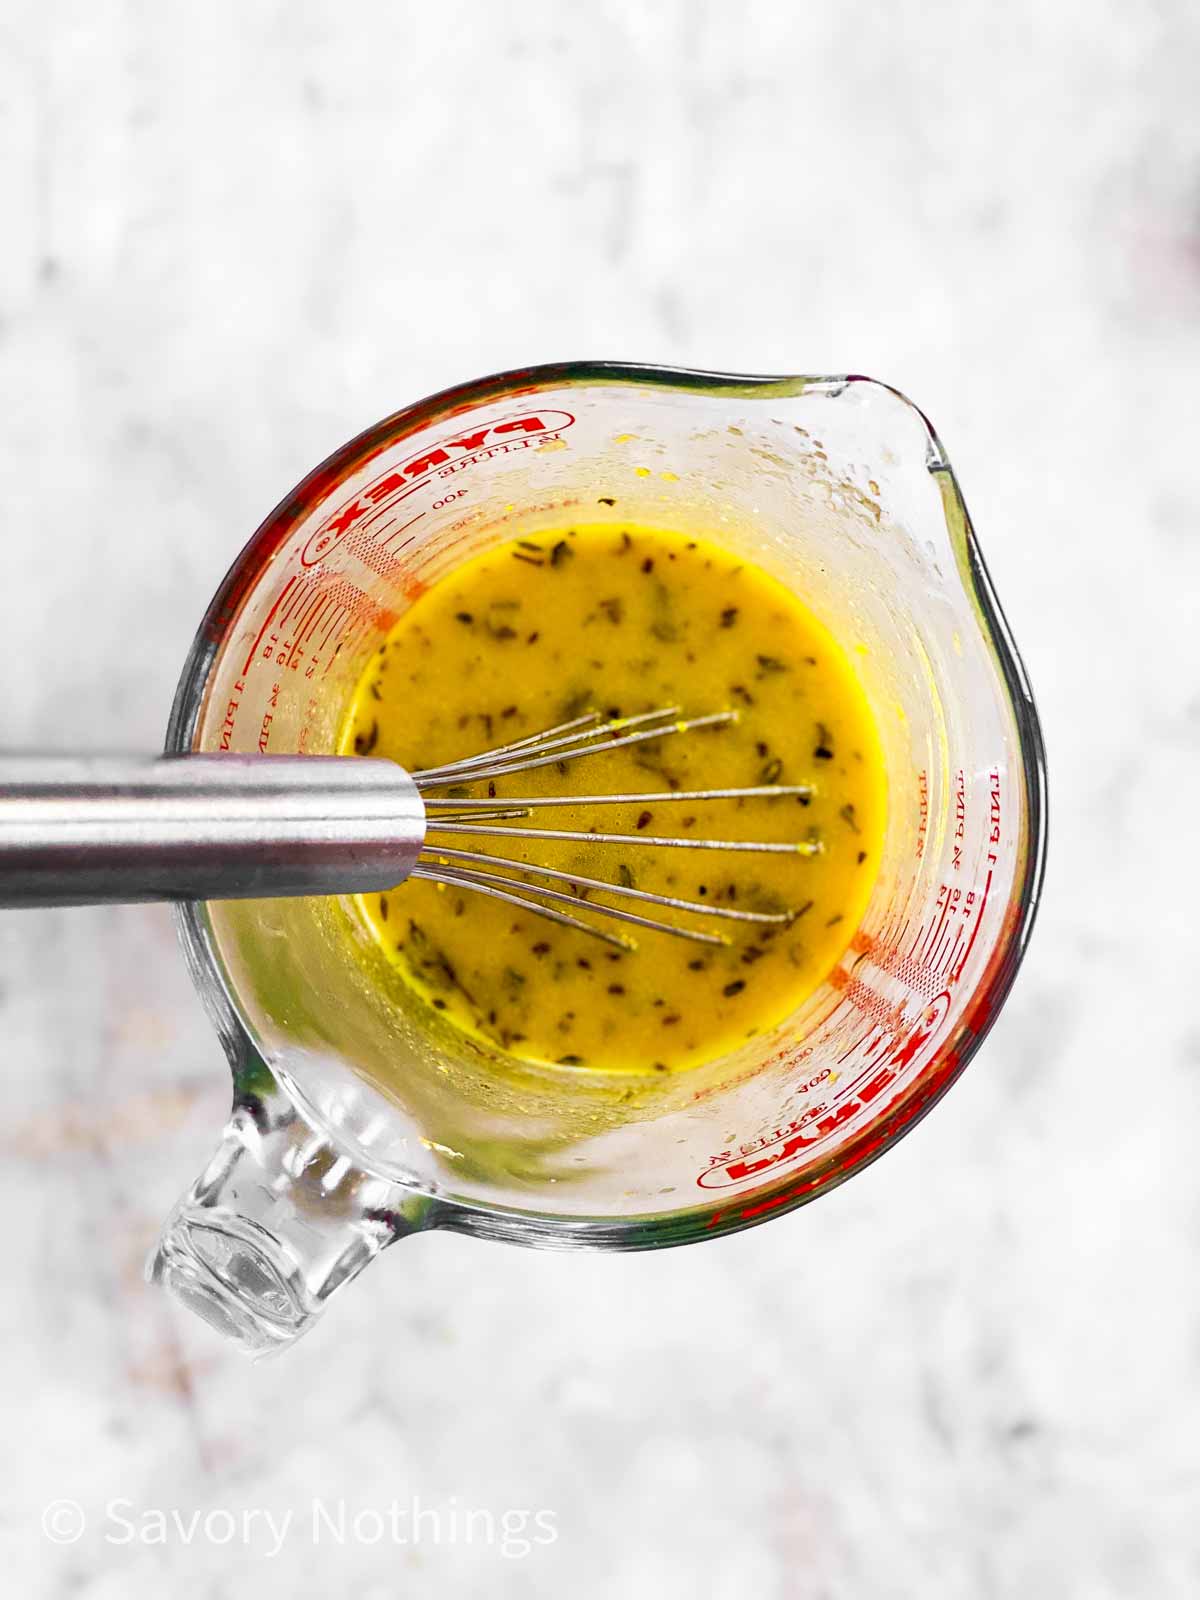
[287,590,328,658]
[822,1038,897,1120]
[871,938,945,1000]
[828,968,906,1038]
[928,883,966,953]
[217,677,247,750]
[302,595,335,641]
[952,868,992,983]
[836,1026,876,1065]
[362,520,491,621]
[300,411,574,567]
[952,770,1002,982]
[352,479,433,539]
[359,488,418,534]
[935,884,978,971]
[329,514,424,585]
[278,581,307,626]
[242,577,299,676]
[952,766,966,870]
[243,573,397,694]
[929,916,958,972]
[915,767,929,859]
[376,514,424,553]
[317,606,343,650]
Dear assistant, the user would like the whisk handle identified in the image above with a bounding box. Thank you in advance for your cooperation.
[0,754,425,907]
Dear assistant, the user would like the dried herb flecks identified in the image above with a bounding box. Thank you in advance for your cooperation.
[561,687,593,719]
[406,920,474,1006]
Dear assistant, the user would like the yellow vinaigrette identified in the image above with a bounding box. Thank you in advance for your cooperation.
[340,525,886,1074]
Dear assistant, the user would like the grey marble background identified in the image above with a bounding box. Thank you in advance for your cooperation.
[2,2,1199,1595]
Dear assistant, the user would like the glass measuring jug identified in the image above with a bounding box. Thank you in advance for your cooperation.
[149,363,1047,1354]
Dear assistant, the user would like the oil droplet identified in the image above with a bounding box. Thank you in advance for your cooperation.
[661,470,679,482]
[614,432,636,444]
[634,466,652,478]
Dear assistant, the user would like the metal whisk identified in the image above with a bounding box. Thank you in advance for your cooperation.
[0,707,814,947]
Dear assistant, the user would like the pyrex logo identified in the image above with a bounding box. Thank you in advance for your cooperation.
[698,991,952,1189]
[698,1120,829,1189]
[300,410,576,566]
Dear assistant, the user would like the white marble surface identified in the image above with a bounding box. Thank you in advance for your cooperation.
[2,2,1199,1594]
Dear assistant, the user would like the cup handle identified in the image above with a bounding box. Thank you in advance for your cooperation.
[147,1066,431,1356]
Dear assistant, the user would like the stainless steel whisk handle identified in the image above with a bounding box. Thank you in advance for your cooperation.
[0,755,426,908]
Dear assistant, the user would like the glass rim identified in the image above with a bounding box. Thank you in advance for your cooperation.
[166,360,1048,1250]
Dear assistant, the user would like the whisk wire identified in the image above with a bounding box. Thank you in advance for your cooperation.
[415,710,734,789]
[412,864,633,951]
[413,863,728,947]
[419,844,794,924]
[425,820,816,854]
[399,706,818,947]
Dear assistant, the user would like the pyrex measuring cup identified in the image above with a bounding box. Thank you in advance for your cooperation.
[150,362,1047,1354]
